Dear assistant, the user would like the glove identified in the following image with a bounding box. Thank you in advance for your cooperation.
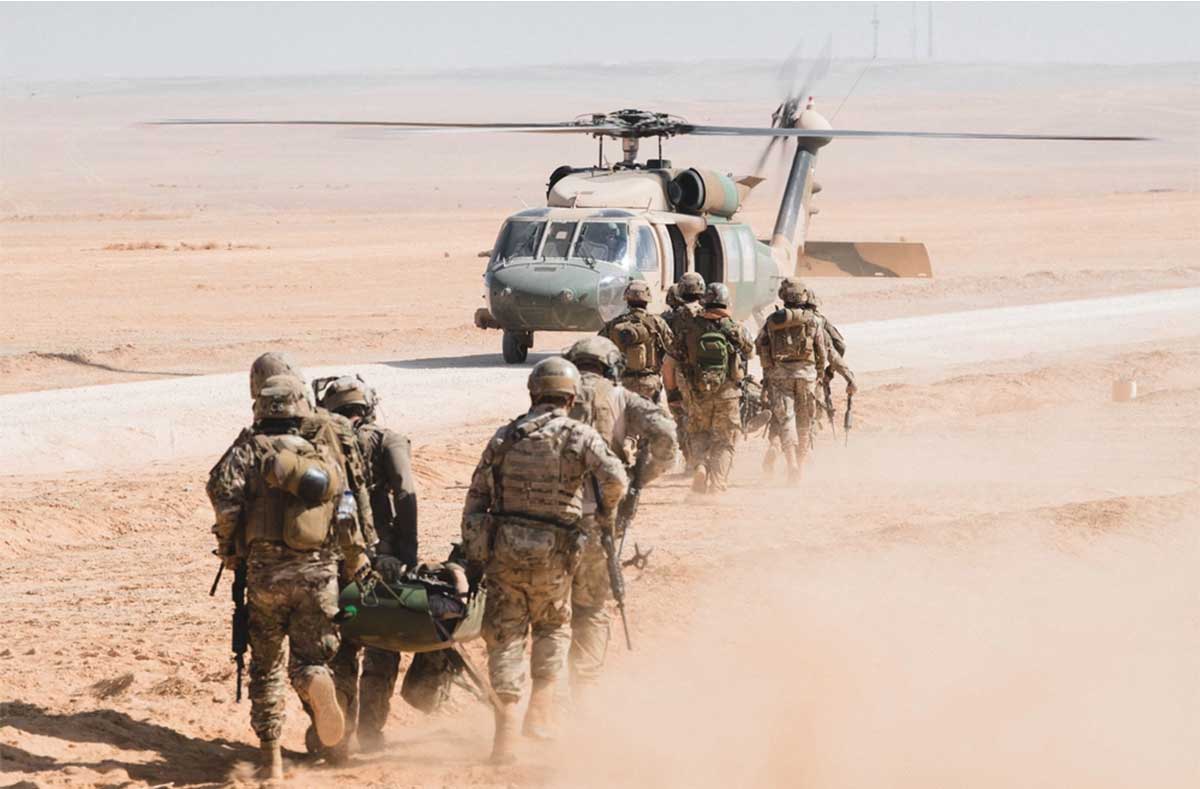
[374,555,408,584]
[349,554,380,586]
[223,554,241,571]
[846,381,858,397]
[464,560,486,596]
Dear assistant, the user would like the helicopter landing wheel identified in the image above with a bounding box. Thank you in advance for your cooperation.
[502,331,531,364]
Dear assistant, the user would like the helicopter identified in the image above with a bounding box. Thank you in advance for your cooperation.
[158,58,1144,364]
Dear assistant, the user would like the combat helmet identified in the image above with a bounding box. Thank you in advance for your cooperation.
[564,336,623,380]
[527,357,582,402]
[250,352,302,399]
[778,277,811,306]
[677,272,706,301]
[624,280,652,306]
[705,282,731,308]
[665,284,682,310]
[254,374,313,421]
[316,374,375,418]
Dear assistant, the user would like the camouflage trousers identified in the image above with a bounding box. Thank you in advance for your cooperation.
[245,542,341,743]
[766,376,817,457]
[330,640,403,742]
[686,385,742,491]
[483,525,575,701]
[621,372,663,403]
[569,516,612,686]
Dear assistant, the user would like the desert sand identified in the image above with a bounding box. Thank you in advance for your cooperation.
[1,60,1198,787]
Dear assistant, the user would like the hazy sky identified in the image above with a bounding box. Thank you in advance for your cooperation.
[2,2,1197,81]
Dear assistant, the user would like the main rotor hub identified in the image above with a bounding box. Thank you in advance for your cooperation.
[573,108,688,140]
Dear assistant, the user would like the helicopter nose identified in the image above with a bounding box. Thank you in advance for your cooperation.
[487,264,621,331]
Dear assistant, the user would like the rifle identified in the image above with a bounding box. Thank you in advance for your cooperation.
[231,561,249,702]
[209,554,249,702]
[600,525,632,651]
[821,374,838,436]
[843,390,854,447]
[596,461,643,652]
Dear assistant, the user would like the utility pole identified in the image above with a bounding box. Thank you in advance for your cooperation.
[871,4,880,59]
[927,1,934,59]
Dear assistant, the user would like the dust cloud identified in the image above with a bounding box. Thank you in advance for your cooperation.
[552,491,1199,788]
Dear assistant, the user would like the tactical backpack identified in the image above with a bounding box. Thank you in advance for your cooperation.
[767,308,816,364]
[250,433,342,551]
[610,315,655,373]
[692,329,732,393]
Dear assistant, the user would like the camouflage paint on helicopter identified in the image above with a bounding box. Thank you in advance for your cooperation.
[474,115,827,364]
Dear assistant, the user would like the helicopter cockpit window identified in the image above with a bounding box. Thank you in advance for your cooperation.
[541,221,578,259]
[492,220,545,267]
[634,226,658,272]
[572,221,629,265]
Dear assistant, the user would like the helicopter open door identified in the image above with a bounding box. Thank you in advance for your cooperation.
[694,226,725,285]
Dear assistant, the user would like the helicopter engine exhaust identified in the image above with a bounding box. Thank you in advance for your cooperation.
[668,168,740,218]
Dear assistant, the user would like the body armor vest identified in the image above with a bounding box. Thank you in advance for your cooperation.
[570,374,618,448]
[494,412,587,524]
[767,308,817,364]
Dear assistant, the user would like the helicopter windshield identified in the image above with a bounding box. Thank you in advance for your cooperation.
[492,220,546,266]
[572,221,629,265]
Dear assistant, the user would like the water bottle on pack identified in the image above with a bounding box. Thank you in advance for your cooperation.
[336,489,356,525]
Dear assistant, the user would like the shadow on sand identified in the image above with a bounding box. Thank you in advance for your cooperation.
[380,352,554,371]
[34,351,200,378]
[0,701,269,787]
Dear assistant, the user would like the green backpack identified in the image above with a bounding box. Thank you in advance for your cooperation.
[693,330,731,393]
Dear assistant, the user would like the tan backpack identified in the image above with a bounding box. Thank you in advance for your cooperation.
[255,433,343,551]
[610,314,656,373]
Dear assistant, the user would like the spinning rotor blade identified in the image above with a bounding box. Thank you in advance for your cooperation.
[151,118,629,135]
[793,35,833,109]
[751,136,782,178]
[777,40,805,103]
[686,126,1151,142]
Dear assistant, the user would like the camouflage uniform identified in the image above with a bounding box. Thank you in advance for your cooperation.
[662,299,703,468]
[598,307,674,402]
[207,400,368,751]
[671,302,754,493]
[462,403,627,701]
[567,368,676,686]
[756,306,829,479]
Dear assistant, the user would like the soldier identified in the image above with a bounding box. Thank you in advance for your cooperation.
[207,375,372,781]
[662,272,707,471]
[807,290,858,399]
[241,354,378,762]
[317,375,418,754]
[460,358,628,763]
[670,282,754,494]
[755,278,830,483]
[562,337,676,692]
[597,280,674,402]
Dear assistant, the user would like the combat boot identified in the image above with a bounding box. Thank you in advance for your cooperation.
[257,739,283,783]
[304,671,346,748]
[522,678,559,741]
[787,447,804,485]
[490,698,520,765]
[691,463,708,494]
[357,727,385,754]
[762,446,777,476]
